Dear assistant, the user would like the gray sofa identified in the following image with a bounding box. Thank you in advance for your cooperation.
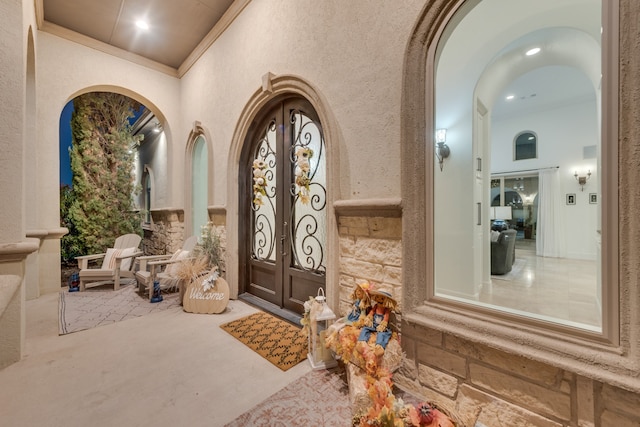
[491,229,517,275]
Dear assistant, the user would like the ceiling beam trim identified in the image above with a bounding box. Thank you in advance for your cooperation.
[39,21,179,78]
[178,0,252,77]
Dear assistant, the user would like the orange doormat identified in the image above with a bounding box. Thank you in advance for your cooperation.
[220,311,307,371]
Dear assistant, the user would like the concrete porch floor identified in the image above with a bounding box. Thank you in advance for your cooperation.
[0,291,311,427]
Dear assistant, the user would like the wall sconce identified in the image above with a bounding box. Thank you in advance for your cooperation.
[574,170,591,191]
[435,128,450,172]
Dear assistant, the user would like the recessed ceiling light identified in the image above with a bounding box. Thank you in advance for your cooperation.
[506,95,515,100]
[526,47,541,56]
[136,20,149,30]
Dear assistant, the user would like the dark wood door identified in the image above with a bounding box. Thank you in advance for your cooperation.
[242,97,326,315]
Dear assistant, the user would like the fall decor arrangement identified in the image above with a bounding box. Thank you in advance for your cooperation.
[320,280,461,427]
[176,222,229,314]
[251,159,268,207]
[293,146,313,204]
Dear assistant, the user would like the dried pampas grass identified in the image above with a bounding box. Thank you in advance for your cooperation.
[174,255,210,283]
[174,255,213,306]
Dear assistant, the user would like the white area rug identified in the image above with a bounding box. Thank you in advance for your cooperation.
[58,281,180,335]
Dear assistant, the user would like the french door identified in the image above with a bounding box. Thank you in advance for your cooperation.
[242,97,326,315]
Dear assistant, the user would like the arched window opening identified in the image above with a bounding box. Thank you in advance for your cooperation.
[191,135,209,236]
[514,131,537,160]
[432,0,610,337]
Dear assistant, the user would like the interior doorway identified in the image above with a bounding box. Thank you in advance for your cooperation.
[239,96,327,316]
[491,174,539,244]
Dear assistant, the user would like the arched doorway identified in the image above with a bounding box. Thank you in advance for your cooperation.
[239,95,327,315]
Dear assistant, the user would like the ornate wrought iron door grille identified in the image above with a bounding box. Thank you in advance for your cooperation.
[289,109,326,274]
[251,119,277,262]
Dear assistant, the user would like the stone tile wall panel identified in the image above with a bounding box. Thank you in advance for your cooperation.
[398,322,640,426]
[337,215,402,313]
[417,341,466,378]
[418,363,460,398]
[469,363,571,420]
[601,383,640,422]
[445,335,561,385]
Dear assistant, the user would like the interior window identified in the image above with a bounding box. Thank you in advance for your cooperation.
[433,0,603,332]
[514,131,537,160]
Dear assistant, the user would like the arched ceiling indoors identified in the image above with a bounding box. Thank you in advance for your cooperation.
[436,0,601,128]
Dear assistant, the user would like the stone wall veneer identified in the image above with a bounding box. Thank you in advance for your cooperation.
[337,215,402,317]
[145,209,186,256]
[143,209,227,274]
[397,323,640,426]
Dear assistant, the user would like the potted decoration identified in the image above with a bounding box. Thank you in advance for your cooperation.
[176,222,229,314]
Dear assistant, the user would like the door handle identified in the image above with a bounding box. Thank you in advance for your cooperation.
[280,221,288,256]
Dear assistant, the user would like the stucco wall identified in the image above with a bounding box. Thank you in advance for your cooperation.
[179,0,425,204]
[0,0,25,244]
[136,131,170,210]
[177,0,424,302]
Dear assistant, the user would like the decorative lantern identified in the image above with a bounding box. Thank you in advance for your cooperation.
[307,288,337,370]
[150,280,163,303]
[67,272,80,292]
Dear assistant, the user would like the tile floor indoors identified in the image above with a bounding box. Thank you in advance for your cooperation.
[482,239,600,328]
[0,293,312,427]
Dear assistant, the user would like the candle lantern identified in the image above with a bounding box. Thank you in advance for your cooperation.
[150,280,163,303]
[307,288,337,370]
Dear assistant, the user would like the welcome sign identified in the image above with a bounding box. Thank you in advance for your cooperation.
[183,273,230,314]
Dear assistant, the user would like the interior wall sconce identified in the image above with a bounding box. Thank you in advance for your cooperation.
[574,170,591,191]
[435,128,450,172]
